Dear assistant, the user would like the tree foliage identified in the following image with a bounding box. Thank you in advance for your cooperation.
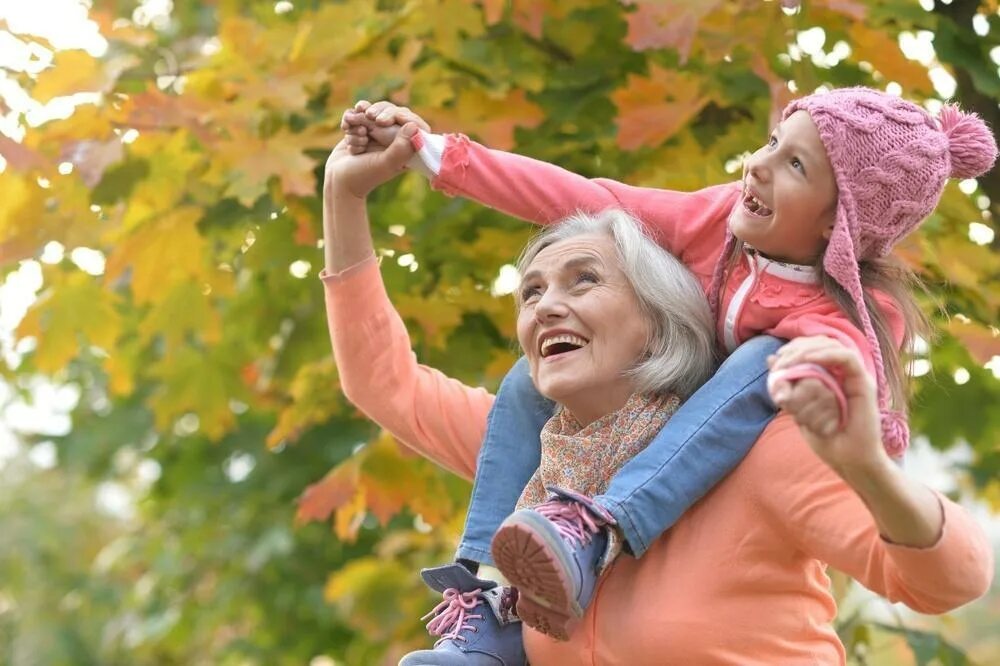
[0,0,998,663]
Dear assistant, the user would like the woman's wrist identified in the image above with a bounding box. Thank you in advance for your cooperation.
[836,450,943,548]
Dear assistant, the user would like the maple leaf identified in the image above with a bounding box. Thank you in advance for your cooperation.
[104,205,210,305]
[147,345,244,441]
[267,357,342,448]
[622,0,724,62]
[296,458,361,525]
[17,272,122,374]
[30,50,106,103]
[0,135,49,172]
[848,23,931,93]
[422,88,544,151]
[611,65,711,150]
[61,138,124,187]
[946,320,1000,365]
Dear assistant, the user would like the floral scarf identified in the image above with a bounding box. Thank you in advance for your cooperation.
[516,392,680,510]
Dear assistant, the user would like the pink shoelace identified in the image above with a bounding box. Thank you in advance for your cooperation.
[536,499,604,548]
[423,588,483,646]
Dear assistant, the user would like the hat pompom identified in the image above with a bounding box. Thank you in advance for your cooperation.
[938,105,998,179]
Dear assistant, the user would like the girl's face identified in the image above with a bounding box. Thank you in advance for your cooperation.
[729,109,839,264]
[516,233,650,427]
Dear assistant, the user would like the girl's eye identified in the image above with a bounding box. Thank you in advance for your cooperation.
[791,157,805,173]
[767,134,778,149]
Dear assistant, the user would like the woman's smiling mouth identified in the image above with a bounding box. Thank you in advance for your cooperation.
[539,332,590,358]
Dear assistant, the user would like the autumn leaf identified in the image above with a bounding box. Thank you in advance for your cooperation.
[267,357,342,448]
[847,23,931,92]
[16,271,122,374]
[104,205,211,304]
[147,346,244,441]
[0,134,49,172]
[946,319,1000,365]
[31,50,106,102]
[622,0,724,62]
[296,457,361,525]
[612,65,712,150]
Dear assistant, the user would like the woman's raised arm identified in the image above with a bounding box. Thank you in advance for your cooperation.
[321,128,494,479]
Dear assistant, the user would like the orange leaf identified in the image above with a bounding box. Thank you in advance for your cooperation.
[611,65,711,151]
[296,459,361,525]
[946,319,1000,365]
[847,23,931,92]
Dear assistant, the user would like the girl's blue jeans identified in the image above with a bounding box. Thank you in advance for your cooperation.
[456,335,783,563]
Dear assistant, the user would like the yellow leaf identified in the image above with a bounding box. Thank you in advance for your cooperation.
[31,50,105,103]
[105,337,141,397]
[612,65,712,151]
[17,272,121,374]
[394,291,464,348]
[105,206,209,304]
[266,357,342,448]
[122,131,205,229]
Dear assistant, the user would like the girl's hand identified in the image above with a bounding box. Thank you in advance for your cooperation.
[324,122,418,199]
[768,336,890,478]
[341,100,431,155]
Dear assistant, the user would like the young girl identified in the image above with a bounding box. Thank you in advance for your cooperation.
[343,88,996,656]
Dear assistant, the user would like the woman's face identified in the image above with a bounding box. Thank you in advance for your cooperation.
[729,109,839,264]
[516,233,651,426]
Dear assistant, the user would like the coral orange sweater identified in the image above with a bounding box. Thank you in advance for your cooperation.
[323,257,992,665]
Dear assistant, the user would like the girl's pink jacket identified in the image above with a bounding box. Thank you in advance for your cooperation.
[410,132,904,377]
[322,257,992,666]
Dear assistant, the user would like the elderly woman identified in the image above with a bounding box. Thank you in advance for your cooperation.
[321,132,992,665]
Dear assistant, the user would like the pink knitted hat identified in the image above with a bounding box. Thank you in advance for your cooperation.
[711,87,997,457]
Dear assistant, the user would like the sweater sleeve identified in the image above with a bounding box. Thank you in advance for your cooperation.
[321,256,493,481]
[750,416,994,614]
[416,132,739,278]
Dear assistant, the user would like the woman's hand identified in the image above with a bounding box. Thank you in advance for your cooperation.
[768,336,891,479]
[324,121,418,198]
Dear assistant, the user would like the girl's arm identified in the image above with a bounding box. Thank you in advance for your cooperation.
[349,101,737,272]
[322,131,492,479]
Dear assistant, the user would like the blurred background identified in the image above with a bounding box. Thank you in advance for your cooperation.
[0,0,998,664]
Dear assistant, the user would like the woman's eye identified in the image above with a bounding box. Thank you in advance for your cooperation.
[520,285,541,302]
[575,271,599,285]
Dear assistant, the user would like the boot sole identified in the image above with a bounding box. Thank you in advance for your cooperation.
[491,513,582,640]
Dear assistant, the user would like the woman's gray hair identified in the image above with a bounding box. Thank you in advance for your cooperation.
[515,209,717,399]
